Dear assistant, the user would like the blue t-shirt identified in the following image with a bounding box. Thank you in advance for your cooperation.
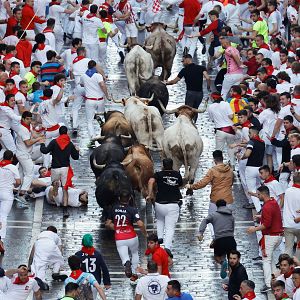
[167,293,193,300]
[31,90,43,104]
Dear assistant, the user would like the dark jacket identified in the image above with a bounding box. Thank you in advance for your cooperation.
[40,140,79,168]
[271,134,291,173]
[228,263,248,300]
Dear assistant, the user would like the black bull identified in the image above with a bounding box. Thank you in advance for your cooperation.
[95,162,133,218]
[137,76,169,115]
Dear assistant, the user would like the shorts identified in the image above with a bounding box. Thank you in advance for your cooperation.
[213,236,237,257]
[51,167,69,186]
[265,144,275,155]
[125,23,138,38]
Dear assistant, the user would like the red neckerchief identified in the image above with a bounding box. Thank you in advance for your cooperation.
[274,47,281,52]
[244,291,256,300]
[21,120,31,132]
[260,43,270,50]
[0,82,5,88]
[247,88,252,94]
[251,135,264,143]
[266,65,274,75]
[211,92,222,100]
[3,53,13,60]
[71,47,77,54]
[40,95,51,101]
[86,13,96,19]
[0,160,12,167]
[19,91,27,98]
[50,1,60,6]
[80,6,88,12]
[257,17,263,21]
[284,267,294,278]
[13,276,29,285]
[242,120,252,128]
[227,0,236,4]
[9,70,19,78]
[70,270,83,280]
[281,293,289,299]
[56,134,71,150]
[269,88,277,93]
[43,27,53,33]
[286,125,296,135]
[54,83,62,89]
[82,246,95,256]
[5,87,18,95]
[73,56,85,64]
[37,43,46,51]
[264,175,276,183]
[294,95,300,99]
[30,70,38,78]
[118,0,128,11]
[0,101,13,109]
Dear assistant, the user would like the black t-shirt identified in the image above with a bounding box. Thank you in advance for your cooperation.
[178,63,207,92]
[246,139,265,167]
[154,170,183,203]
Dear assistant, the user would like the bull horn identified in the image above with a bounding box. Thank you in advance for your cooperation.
[111,94,125,104]
[120,134,132,139]
[135,21,145,31]
[158,100,178,114]
[91,135,105,142]
[144,44,154,50]
[139,94,154,102]
[93,158,106,169]
[192,98,209,113]
[121,157,133,166]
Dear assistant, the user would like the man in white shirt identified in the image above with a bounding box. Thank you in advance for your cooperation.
[14,80,29,117]
[42,18,56,52]
[0,150,21,251]
[61,38,82,74]
[16,111,45,205]
[81,60,110,142]
[135,260,169,300]
[0,94,21,155]
[276,256,295,298]
[30,226,67,290]
[284,173,300,259]
[82,4,106,62]
[207,91,235,166]
[9,62,22,89]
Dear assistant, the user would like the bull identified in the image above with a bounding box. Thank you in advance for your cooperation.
[122,144,154,198]
[124,44,154,95]
[94,161,133,219]
[90,135,126,179]
[144,22,176,80]
[100,111,136,147]
[113,95,164,151]
[158,100,208,194]
[137,76,169,115]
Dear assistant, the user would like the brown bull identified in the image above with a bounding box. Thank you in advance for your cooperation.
[122,144,154,197]
[100,111,136,147]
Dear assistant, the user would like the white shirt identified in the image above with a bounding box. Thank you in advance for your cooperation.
[4,276,39,300]
[36,230,62,247]
[258,108,277,145]
[283,186,300,229]
[81,73,104,98]
[276,81,294,94]
[223,3,240,26]
[258,48,272,59]
[44,31,56,52]
[200,0,224,23]
[207,101,233,128]
[49,4,66,28]
[16,124,32,155]
[264,179,285,204]
[291,73,300,85]
[71,57,90,84]
[0,164,20,192]
[2,35,19,46]
[82,14,104,45]
[0,106,21,129]
[0,277,10,293]
[38,99,60,128]
[14,92,27,116]
[10,57,25,77]
[287,5,298,24]
[268,10,281,35]
[11,74,23,89]
[51,85,66,118]
[31,45,53,65]
[61,49,77,71]
[34,0,51,17]
[293,286,300,300]
[46,187,84,207]
[135,273,169,300]
[271,51,281,69]
[277,273,294,298]
[291,148,300,159]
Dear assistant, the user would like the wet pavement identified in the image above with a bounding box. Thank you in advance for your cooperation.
[2,11,268,300]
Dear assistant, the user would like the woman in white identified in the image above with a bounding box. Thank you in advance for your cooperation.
[0,150,21,252]
[258,94,280,172]
[31,33,53,65]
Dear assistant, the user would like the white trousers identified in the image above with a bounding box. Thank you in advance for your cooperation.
[279,172,290,190]
[181,26,199,58]
[215,130,236,166]
[0,191,14,240]
[155,202,179,250]
[262,235,282,287]
[72,86,85,130]
[284,228,300,260]
[245,166,261,212]
[0,128,16,154]
[98,42,107,72]
[116,236,139,274]
[238,159,251,202]
[84,43,99,62]
[54,25,64,54]
[85,100,105,139]
[31,239,64,281]
[16,152,34,191]
[221,73,244,99]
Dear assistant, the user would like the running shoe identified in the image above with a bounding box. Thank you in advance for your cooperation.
[220,260,228,279]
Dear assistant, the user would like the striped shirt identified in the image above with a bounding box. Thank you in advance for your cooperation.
[116,1,135,24]
[40,62,65,85]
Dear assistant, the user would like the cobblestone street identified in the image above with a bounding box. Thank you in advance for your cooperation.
[2,22,268,300]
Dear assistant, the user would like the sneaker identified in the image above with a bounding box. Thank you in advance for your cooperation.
[15,195,29,207]
[35,277,49,290]
[183,47,188,56]
[252,256,262,261]
[124,260,132,278]
[130,274,138,285]
[201,43,206,55]
[72,129,78,137]
[119,51,125,63]
[63,207,70,218]
[260,285,271,293]
[243,203,255,209]
[209,240,215,249]
[52,273,68,281]
[220,260,228,279]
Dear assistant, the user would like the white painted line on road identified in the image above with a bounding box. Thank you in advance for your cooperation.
[7,225,32,229]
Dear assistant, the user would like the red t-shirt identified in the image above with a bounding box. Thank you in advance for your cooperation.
[16,40,32,68]
[21,4,45,30]
[5,17,18,37]
[146,246,170,277]
[261,198,283,235]
[179,0,200,26]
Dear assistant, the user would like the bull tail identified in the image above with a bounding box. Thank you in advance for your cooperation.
[179,126,189,182]
[146,110,153,148]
